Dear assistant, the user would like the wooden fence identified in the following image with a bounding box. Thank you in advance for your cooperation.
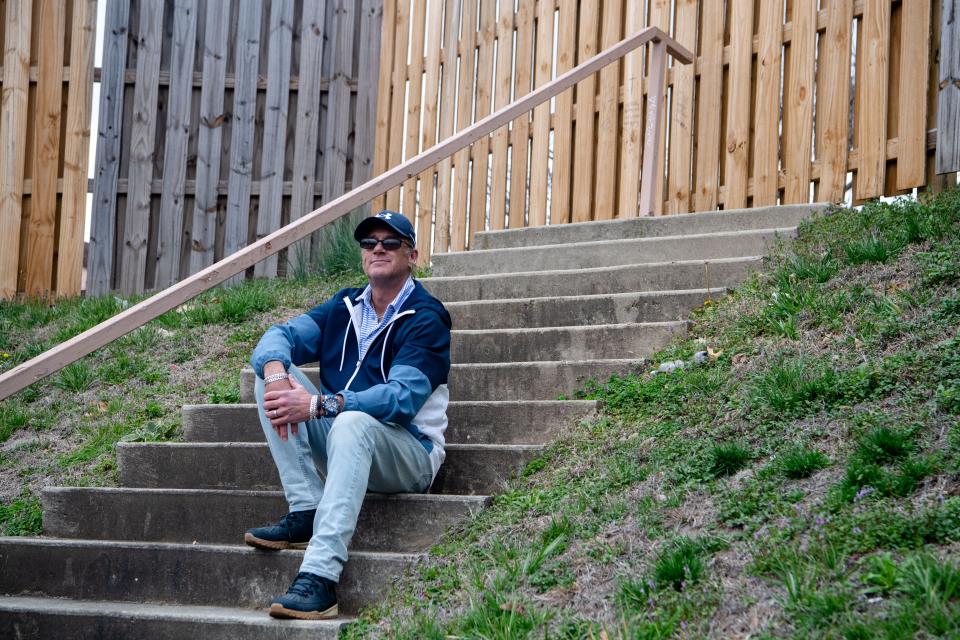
[0,0,98,299]
[374,0,958,263]
[87,0,383,296]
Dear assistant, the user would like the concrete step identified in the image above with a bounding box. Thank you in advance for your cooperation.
[0,537,413,614]
[0,596,347,640]
[421,256,762,302]
[472,203,827,249]
[431,227,795,277]
[445,288,722,329]
[184,400,597,445]
[116,442,542,496]
[41,487,488,552]
[241,360,641,402]
[452,321,686,363]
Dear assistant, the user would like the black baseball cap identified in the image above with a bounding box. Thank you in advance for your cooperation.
[353,210,416,247]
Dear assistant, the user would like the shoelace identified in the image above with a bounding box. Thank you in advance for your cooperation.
[287,572,325,597]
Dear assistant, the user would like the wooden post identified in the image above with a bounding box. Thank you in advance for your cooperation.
[639,40,667,216]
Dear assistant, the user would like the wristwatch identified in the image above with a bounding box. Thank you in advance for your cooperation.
[322,394,341,418]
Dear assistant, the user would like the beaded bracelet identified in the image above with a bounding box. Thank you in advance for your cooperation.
[309,394,319,420]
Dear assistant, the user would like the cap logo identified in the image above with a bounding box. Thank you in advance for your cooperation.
[377,212,393,220]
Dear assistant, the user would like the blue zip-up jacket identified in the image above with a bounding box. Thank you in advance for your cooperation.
[250,280,452,477]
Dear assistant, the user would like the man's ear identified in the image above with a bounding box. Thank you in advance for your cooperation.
[409,248,419,266]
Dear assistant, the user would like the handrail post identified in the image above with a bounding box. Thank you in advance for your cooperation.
[639,38,668,217]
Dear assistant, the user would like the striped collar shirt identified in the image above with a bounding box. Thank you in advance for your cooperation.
[355,276,416,360]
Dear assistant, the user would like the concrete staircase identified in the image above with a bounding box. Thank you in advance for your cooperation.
[0,204,824,638]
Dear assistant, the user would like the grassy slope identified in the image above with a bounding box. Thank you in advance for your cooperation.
[344,190,960,639]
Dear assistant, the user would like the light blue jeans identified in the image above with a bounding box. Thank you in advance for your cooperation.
[254,365,433,581]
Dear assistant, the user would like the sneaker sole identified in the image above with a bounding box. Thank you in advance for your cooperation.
[268,603,338,620]
[243,532,309,551]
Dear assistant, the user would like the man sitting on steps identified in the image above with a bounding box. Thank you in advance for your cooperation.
[245,211,452,620]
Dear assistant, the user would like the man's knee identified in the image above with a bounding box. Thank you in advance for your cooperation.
[327,411,377,453]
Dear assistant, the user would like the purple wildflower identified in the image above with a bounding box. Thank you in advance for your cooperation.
[854,486,874,502]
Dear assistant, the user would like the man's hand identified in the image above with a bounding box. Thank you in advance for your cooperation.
[263,376,312,441]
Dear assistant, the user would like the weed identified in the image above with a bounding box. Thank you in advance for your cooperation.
[203,375,241,404]
[709,441,752,477]
[654,538,706,591]
[218,281,276,323]
[0,491,42,535]
[53,361,97,393]
[841,233,900,266]
[0,403,29,443]
[779,445,829,479]
[857,427,915,464]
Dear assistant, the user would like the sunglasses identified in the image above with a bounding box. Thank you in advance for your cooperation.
[359,237,409,251]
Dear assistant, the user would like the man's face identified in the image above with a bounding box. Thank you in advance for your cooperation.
[360,225,418,283]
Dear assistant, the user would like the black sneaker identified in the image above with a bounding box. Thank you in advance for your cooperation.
[269,572,338,620]
[244,509,315,550]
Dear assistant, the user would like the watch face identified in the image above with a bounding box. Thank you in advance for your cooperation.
[324,396,339,415]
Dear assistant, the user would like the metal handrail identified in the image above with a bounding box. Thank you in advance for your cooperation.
[0,26,693,400]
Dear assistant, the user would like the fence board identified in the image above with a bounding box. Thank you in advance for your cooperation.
[783,0,815,204]
[550,0,575,224]
[288,0,325,270]
[617,0,644,219]
[401,0,427,220]
[433,0,461,252]
[354,0,384,188]
[693,0,724,212]
[723,0,753,209]
[224,0,262,273]
[752,0,783,206]
[488,0,514,230]
[0,0,32,299]
[23,0,65,296]
[254,0,294,278]
[815,0,853,202]
[468,0,496,241]
[155,0,198,288]
[666,0,697,214]
[321,0,356,209]
[527,0,554,227]
[594,0,621,219]
[119,0,164,295]
[370,0,396,212]
[384,0,409,211]
[896,0,930,188]
[854,0,890,199]
[450,0,477,247]
[58,0,97,297]
[414,0,444,260]
[190,0,230,274]
[937,0,959,173]
[570,0,598,222]
[88,0,129,295]
[507,0,534,228]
